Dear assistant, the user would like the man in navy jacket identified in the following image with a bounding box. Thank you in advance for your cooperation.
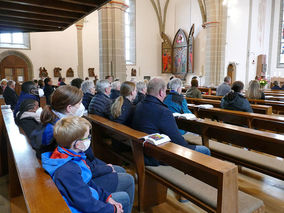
[88,80,113,118]
[3,80,18,110]
[132,78,210,166]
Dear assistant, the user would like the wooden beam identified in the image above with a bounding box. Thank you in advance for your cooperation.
[0,10,75,24]
[0,27,48,33]
[0,1,83,19]
[0,0,92,13]
[0,16,68,28]
[60,0,98,7]
[0,22,61,31]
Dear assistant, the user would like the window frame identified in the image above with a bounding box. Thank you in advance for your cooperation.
[0,32,31,50]
[125,0,136,65]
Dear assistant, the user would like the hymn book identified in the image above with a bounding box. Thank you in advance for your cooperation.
[141,133,171,146]
[173,112,197,120]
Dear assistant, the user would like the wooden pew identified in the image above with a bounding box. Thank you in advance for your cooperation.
[188,106,284,133]
[0,97,5,105]
[1,108,70,213]
[177,118,284,180]
[186,97,273,115]
[201,95,284,114]
[87,114,265,213]
[248,99,284,114]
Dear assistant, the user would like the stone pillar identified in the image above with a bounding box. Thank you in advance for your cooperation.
[76,19,84,79]
[99,0,128,81]
[204,0,227,87]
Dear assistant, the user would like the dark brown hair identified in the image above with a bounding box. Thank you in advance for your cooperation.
[41,85,83,125]
[191,79,199,87]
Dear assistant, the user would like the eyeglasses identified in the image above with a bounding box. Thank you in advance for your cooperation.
[74,134,91,146]
[77,134,91,141]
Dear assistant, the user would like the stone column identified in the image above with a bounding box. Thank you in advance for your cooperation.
[204,0,227,87]
[98,0,128,81]
[76,19,84,79]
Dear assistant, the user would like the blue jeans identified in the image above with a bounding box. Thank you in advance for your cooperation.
[111,191,130,213]
[193,145,211,156]
[112,166,135,213]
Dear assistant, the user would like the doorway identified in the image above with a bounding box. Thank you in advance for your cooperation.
[0,55,28,95]
[227,63,236,83]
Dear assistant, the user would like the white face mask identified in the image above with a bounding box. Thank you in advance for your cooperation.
[35,107,43,117]
[71,103,85,117]
[38,88,44,97]
[76,139,91,152]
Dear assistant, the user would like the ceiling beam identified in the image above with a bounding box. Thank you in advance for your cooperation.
[0,0,92,13]
[0,10,75,24]
[0,27,47,33]
[0,22,62,31]
[0,16,68,28]
[0,2,83,19]
[60,0,98,7]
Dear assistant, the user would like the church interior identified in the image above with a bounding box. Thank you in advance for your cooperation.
[0,0,284,213]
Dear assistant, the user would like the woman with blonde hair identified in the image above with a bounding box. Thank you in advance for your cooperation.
[246,80,265,100]
[111,81,137,125]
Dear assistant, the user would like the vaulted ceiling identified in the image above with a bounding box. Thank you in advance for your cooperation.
[0,0,111,33]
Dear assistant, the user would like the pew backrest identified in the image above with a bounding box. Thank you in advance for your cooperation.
[188,106,284,133]
[1,108,70,213]
[186,97,272,114]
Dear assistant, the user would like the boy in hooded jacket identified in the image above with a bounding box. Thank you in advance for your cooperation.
[42,116,129,213]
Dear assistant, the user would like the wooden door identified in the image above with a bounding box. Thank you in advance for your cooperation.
[0,55,28,95]
[0,55,28,83]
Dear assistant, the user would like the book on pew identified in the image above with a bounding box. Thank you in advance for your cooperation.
[187,103,196,107]
[196,104,214,109]
[173,112,197,120]
[141,133,171,146]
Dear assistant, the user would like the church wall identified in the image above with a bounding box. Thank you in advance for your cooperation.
[127,0,203,83]
[82,11,100,80]
[225,0,272,87]
[0,25,78,84]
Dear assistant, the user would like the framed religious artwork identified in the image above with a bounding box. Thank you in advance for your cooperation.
[66,67,74,77]
[131,68,136,77]
[173,29,188,76]
[88,68,95,77]
[39,67,48,78]
[53,67,62,77]
[161,33,172,73]
[188,24,194,74]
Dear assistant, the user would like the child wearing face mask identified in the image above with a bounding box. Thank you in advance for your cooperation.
[42,116,128,213]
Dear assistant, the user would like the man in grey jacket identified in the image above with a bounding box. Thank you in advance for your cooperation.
[216,76,231,96]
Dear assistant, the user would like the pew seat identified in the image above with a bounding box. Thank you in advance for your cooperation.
[146,165,264,213]
[181,120,284,180]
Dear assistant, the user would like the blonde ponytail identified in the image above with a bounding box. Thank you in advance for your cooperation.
[111,81,136,119]
[111,96,124,119]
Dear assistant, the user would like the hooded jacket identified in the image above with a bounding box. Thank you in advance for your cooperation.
[221,92,253,113]
[163,91,192,135]
[42,146,115,213]
[14,92,40,116]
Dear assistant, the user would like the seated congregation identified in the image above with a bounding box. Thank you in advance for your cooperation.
[2,74,282,213]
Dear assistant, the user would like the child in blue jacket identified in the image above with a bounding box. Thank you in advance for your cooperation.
[42,116,128,213]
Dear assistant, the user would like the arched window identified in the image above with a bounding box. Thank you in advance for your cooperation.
[125,0,136,65]
[0,33,30,49]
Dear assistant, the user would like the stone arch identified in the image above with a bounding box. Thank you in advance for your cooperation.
[0,50,33,80]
